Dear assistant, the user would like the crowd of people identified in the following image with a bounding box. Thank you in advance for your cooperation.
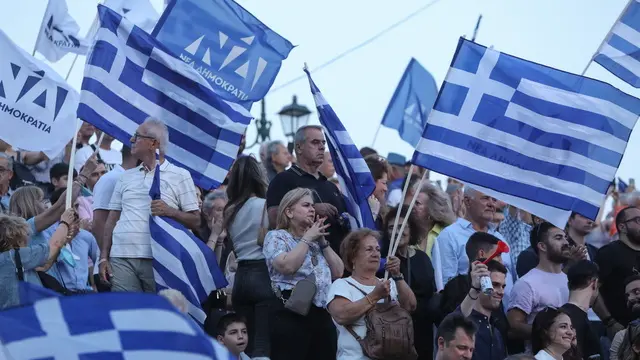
[1,119,640,360]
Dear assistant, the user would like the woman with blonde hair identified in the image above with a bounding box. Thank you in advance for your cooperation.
[0,209,76,309]
[263,187,344,360]
[413,182,456,257]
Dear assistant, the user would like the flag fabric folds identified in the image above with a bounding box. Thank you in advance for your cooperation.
[594,0,640,87]
[412,38,640,227]
[305,69,377,230]
[381,58,438,147]
[149,165,228,324]
[103,0,160,34]
[35,0,89,62]
[152,0,294,107]
[0,30,78,158]
[77,5,253,190]
[0,293,229,359]
[18,281,61,307]
[618,177,629,192]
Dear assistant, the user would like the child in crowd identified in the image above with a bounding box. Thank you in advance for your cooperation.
[216,313,250,360]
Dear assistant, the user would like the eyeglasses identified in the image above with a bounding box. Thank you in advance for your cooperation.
[623,217,640,225]
[0,167,10,174]
[132,133,155,142]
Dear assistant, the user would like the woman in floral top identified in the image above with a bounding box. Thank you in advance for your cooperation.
[263,187,344,360]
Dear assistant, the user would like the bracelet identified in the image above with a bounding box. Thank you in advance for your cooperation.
[59,220,70,229]
[96,258,107,267]
[468,290,479,300]
[364,295,375,305]
[392,274,404,282]
[301,238,313,247]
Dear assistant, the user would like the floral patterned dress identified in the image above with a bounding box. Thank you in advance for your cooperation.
[262,229,332,308]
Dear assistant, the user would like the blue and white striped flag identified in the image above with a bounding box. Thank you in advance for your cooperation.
[594,0,640,87]
[149,165,228,324]
[413,38,640,227]
[77,5,253,190]
[0,293,229,359]
[304,68,377,230]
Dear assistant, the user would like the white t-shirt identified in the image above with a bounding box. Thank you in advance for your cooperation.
[327,277,399,360]
[74,145,122,172]
[107,160,199,258]
[92,165,125,211]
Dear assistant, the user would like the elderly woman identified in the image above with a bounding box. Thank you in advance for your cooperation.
[413,182,456,257]
[200,190,229,264]
[327,228,416,360]
[263,187,344,360]
[379,206,436,360]
[223,155,274,359]
[0,209,76,309]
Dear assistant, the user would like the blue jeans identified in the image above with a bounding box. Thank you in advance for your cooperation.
[232,259,276,358]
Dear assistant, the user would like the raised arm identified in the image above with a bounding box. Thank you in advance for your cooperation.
[328,280,390,326]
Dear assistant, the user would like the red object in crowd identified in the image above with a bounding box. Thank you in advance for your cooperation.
[482,241,510,264]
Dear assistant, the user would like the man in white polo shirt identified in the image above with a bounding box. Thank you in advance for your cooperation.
[98,118,201,293]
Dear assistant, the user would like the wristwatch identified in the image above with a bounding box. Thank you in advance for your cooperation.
[319,241,330,250]
[392,274,404,282]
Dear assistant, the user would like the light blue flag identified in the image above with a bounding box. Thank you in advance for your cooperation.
[77,5,253,190]
[412,38,640,227]
[152,0,294,108]
[594,0,640,87]
[0,293,230,359]
[149,165,228,325]
[304,68,377,230]
[381,58,438,147]
[618,177,629,192]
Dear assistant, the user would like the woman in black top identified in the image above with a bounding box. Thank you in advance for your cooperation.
[378,205,437,360]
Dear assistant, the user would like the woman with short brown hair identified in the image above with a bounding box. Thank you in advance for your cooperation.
[327,228,416,359]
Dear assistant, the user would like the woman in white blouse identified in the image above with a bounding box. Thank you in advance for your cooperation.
[531,307,578,360]
[262,187,344,360]
[326,229,416,360]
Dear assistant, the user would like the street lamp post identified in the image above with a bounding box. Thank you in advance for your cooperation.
[246,99,271,149]
[278,95,312,153]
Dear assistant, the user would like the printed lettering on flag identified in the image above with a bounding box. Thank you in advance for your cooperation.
[35,0,89,62]
[413,38,640,227]
[78,5,253,190]
[0,30,78,158]
[305,69,377,230]
[0,293,229,359]
[381,58,438,147]
[594,0,640,87]
[152,0,294,107]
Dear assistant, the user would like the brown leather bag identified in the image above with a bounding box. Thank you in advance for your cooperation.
[345,281,418,360]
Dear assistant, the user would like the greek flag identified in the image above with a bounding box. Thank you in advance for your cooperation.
[149,165,228,325]
[413,38,640,227]
[0,293,229,359]
[305,68,377,230]
[77,5,253,190]
[594,0,640,87]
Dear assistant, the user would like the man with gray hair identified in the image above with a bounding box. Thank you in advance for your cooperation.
[0,153,13,211]
[98,118,201,293]
[263,140,291,182]
[266,125,348,254]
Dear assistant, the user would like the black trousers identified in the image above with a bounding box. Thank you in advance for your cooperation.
[270,293,337,360]
[232,260,277,358]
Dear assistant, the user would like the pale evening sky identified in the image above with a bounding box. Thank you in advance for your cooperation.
[0,0,636,191]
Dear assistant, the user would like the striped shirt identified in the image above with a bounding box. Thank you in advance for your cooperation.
[108,160,199,258]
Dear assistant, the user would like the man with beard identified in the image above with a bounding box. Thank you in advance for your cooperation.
[560,260,602,359]
[458,259,508,360]
[594,206,640,332]
[507,222,571,350]
[609,275,640,359]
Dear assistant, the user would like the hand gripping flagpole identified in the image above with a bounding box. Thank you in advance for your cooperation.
[384,169,428,280]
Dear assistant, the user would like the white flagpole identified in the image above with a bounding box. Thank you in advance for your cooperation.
[64,54,80,81]
[388,164,415,258]
[384,170,428,280]
[370,123,382,147]
[65,118,81,209]
[580,0,633,76]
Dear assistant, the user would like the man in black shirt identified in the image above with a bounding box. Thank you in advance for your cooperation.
[560,260,602,359]
[266,125,348,254]
[594,206,640,332]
